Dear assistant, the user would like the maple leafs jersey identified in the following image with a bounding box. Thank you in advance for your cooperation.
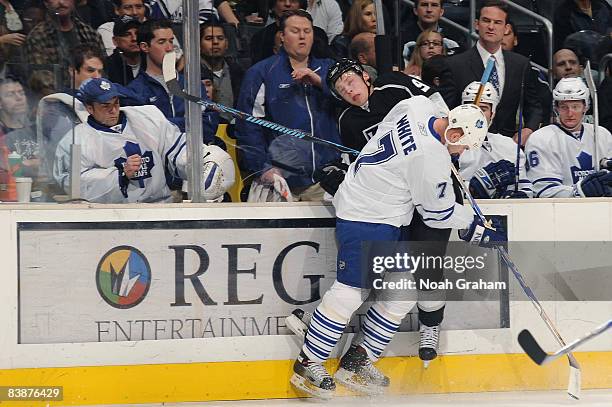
[334,96,473,228]
[54,105,187,203]
[525,123,612,198]
[459,132,533,197]
[338,71,449,156]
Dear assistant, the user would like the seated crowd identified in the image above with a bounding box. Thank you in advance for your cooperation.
[0,0,611,203]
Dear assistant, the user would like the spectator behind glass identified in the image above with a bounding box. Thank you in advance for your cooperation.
[502,20,553,125]
[401,0,463,57]
[331,0,376,58]
[349,32,377,81]
[149,0,239,28]
[404,29,445,78]
[250,0,332,63]
[421,54,450,88]
[21,2,46,35]
[200,22,245,120]
[24,0,105,85]
[438,0,544,144]
[306,0,343,44]
[128,19,220,146]
[553,48,584,82]
[236,9,340,202]
[104,16,142,85]
[554,0,611,51]
[0,0,25,65]
[98,0,146,56]
[75,0,114,29]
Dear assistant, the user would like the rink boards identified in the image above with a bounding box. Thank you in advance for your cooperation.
[0,200,610,405]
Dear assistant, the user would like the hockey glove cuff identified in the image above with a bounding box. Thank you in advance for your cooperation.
[459,215,507,247]
[574,170,612,197]
[314,161,349,196]
[469,160,516,199]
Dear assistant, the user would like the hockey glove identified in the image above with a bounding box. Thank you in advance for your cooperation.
[469,159,516,199]
[574,170,612,197]
[500,190,529,199]
[459,215,507,247]
[314,161,349,196]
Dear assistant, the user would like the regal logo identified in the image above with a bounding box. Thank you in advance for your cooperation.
[96,246,151,309]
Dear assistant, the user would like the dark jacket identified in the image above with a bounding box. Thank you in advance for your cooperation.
[600,76,612,134]
[235,48,340,188]
[438,46,545,137]
[554,0,612,50]
[201,57,245,105]
[104,50,142,86]
[127,71,220,145]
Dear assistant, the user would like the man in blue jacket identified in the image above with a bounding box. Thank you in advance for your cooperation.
[128,19,221,147]
[236,9,340,201]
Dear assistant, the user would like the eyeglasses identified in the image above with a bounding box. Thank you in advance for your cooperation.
[419,40,443,48]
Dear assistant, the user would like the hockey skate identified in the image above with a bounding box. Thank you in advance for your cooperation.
[286,308,312,338]
[334,345,389,395]
[419,324,440,368]
[290,351,336,399]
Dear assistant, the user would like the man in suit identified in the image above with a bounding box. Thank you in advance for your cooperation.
[438,0,544,145]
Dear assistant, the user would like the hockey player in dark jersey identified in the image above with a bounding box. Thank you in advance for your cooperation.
[291,59,454,369]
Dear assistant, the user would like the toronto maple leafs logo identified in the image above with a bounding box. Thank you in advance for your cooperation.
[100,80,111,91]
[570,151,595,183]
[475,119,484,128]
[114,141,155,188]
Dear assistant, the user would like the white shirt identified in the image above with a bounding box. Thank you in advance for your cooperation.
[307,0,344,44]
[476,41,505,99]
[334,96,474,229]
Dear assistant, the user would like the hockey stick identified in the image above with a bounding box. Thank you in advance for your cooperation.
[474,58,496,105]
[584,61,600,170]
[449,165,582,399]
[514,60,528,193]
[162,52,361,157]
[519,319,611,365]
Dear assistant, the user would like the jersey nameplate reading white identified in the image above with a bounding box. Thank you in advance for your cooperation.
[396,115,417,154]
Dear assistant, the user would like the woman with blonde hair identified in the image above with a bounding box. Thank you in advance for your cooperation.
[331,0,377,58]
[404,29,446,78]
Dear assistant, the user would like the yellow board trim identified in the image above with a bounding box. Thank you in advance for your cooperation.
[0,352,610,406]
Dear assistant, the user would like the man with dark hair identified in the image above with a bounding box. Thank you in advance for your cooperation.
[439,0,544,145]
[98,0,146,55]
[401,0,464,56]
[236,9,339,201]
[104,16,141,85]
[127,19,220,145]
[250,0,332,63]
[200,22,244,118]
[68,44,105,89]
[24,0,105,73]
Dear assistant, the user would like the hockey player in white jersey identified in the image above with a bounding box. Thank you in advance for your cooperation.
[459,81,533,198]
[525,77,612,198]
[290,95,506,399]
[54,78,234,203]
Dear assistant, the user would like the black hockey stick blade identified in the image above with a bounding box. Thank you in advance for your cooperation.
[518,329,549,365]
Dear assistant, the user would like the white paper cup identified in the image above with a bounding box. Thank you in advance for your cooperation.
[15,177,32,203]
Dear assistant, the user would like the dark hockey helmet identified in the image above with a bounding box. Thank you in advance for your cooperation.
[326,58,366,101]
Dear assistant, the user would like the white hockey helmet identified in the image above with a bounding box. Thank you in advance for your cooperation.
[553,77,590,110]
[201,144,235,201]
[444,104,488,149]
[461,81,499,113]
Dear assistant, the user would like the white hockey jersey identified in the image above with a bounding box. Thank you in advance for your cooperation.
[334,96,474,229]
[459,132,533,197]
[525,123,612,198]
[54,105,187,203]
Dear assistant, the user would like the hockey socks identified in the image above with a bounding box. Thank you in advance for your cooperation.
[359,303,401,361]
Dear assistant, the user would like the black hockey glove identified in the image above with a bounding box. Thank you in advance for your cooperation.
[574,170,612,197]
[459,215,507,248]
[469,159,516,199]
[314,161,349,196]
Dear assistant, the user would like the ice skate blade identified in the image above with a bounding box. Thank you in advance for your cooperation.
[334,367,386,396]
[286,314,308,338]
[423,360,430,369]
[290,373,335,400]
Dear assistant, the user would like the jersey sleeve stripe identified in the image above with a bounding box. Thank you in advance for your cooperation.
[417,204,454,214]
[533,177,563,184]
[172,141,187,178]
[421,206,455,222]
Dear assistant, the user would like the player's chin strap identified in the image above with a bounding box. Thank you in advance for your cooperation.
[450,164,581,400]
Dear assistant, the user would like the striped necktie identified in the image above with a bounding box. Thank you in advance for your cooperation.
[488,56,500,95]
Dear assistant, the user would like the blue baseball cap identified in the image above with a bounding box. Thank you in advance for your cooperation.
[78,78,126,104]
